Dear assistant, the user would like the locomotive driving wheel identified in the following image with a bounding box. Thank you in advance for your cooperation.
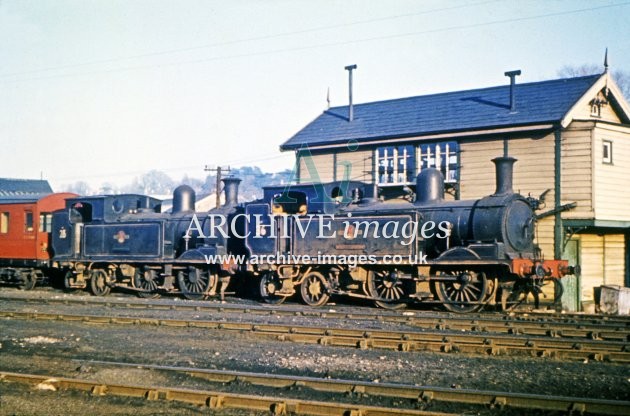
[366,269,412,310]
[89,270,111,297]
[300,271,330,307]
[133,268,161,299]
[432,269,487,313]
[178,266,216,301]
[259,271,287,304]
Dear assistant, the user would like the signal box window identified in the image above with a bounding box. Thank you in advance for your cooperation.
[25,211,34,232]
[39,213,53,233]
[603,140,613,164]
[377,145,416,184]
[377,142,458,186]
[419,141,459,183]
[0,212,8,234]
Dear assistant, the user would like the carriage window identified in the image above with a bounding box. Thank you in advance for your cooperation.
[39,213,53,233]
[25,211,34,232]
[0,212,8,234]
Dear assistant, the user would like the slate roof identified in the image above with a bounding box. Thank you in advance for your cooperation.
[0,178,53,203]
[281,74,602,150]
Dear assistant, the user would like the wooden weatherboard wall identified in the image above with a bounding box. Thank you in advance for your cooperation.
[593,123,630,221]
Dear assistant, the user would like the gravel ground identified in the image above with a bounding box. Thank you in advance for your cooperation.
[0,287,629,415]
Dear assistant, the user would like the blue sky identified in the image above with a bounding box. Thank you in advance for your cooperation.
[1,0,629,191]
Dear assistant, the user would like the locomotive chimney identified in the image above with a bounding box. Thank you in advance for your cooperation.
[415,168,444,205]
[172,185,196,214]
[492,156,516,195]
[222,177,241,207]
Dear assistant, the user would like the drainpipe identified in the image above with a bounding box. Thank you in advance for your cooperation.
[554,127,563,259]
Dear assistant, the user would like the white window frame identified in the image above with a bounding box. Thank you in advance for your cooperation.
[603,140,613,164]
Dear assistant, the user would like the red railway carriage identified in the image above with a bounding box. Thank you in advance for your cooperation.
[0,187,76,289]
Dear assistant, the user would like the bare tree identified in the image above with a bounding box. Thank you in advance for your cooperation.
[557,64,630,100]
[62,181,92,195]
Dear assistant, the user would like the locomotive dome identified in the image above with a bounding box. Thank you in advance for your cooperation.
[172,185,196,214]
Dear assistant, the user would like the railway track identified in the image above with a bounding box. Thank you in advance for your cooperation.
[0,371,444,416]
[1,293,629,342]
[2,310,629,362]
[2,361,629,416]
[75,359,630,415]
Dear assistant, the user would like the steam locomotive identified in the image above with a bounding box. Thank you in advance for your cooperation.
[47,156,573,312]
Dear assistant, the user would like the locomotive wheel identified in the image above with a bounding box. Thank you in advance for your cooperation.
[18,271,37,291]
[89,270,111,296]
[299,271,330,307]
[178,266,216,301]
[133,268,161,299]
[259,272,287,304]
[433,269,487,313]
[506,277,564,310]
[63,270,77,291]
[366,269,410,310]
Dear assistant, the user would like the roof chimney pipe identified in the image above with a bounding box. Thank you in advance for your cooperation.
[504,70,521,112]
[345,64,357,121]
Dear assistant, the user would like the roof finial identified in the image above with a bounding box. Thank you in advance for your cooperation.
[604,47,609,73]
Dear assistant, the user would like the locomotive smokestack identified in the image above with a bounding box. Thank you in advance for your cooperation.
[172,185,196,214]
[222,177,241,207]
[415,168,444,204]
[492,156,516,195]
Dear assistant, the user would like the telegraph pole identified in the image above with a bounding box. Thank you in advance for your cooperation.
[204,165,231,208]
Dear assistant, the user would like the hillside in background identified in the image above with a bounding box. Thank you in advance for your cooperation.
[60,166,293,201]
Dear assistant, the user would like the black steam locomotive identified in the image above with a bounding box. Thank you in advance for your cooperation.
[50,157,573,312]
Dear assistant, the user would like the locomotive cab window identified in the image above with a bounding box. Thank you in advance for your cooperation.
[272,191,308,215]
[70,202,93,223]
[0,212,8,234]
[24,211,34,232]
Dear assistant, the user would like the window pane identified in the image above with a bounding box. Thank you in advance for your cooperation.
[0,213,8,234]
[377,141,457,185]
[603,141,612,164]
[25,211,34,232]
[39,213,53,233]
[377,145,415,184]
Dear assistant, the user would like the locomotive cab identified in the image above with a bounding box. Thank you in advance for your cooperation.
[262,181,368,215]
